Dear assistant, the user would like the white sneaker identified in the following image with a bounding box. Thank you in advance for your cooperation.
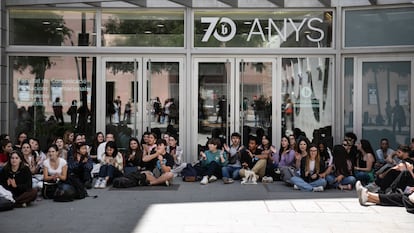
[313,186,324,192]
[208,175,217,182]
[262,176,273,183]
[200,176,208,185]
[355,180,363,193]
[99,179,107,189]
[293,184,300,190]
[365,182,379,193]
[408,192,414,204]
[94,178,102,189]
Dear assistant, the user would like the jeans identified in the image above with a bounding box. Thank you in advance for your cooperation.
[326,174,356,188]
[99,164,122,181]
[222,166,241,180]
[195,161,222,177]
[290,176,327,192]
[355,170,372,185]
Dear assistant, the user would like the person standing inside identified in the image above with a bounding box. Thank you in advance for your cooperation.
[52,97,64,125]
[67,100,78,128]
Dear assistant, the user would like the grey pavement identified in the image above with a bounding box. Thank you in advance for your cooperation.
[0,179,412,233]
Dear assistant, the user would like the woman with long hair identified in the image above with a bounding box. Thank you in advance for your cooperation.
[124,137,144,173]
[326,144,356,190]
[94,141,123,189]
[290,144,327,192]
[354,139,376,185]
[0,150,37,207]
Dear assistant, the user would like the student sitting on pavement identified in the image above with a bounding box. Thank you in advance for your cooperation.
[271,135,296,184]
[141,139,174,186]
[326,143,356,190]
[167,134,187,177]
[239,136,265,182]
[374,138,395,172]
[354,139,376,186]
[221,132,244,184]
[197,138,228,185]
[94,141,124,189]
[290,144,327,192]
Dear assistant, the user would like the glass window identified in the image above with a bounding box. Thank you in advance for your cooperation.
[101,10,184,47]
[344,58,354,133]
[345,7,414,47]
[9,9,96,46]
[281,57,333,144]
[361,61,411,148]
[10,56,96,148]
[194,11,332,48]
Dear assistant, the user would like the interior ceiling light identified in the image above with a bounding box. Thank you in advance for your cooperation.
[144,31,152,34]
[42,21,51,25]
[157,24,164,27]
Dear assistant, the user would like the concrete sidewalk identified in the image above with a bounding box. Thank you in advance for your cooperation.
[0,179,412,233]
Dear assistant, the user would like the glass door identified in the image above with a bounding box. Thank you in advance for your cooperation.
[103,58,141,150]
[196,59,233,147]
[356,58,412,148]
[144,58,182,140]
[194,58,277,150]
[238,59,274,146]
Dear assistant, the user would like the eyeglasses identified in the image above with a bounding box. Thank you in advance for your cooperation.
[343,144,350,147]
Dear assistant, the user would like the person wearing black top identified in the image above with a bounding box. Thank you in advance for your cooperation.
[141,139,174,186]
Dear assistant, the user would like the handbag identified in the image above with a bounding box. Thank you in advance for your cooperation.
[42,181,58,199]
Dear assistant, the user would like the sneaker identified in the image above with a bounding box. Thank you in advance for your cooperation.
[313,186,324,192]
[200,176,208,185]
[94,178,102,189]
[223,177,234,184]
[293,184,300,190]
[355,180,363,193]
[165,180,170,187]
[408,192,414,204]
[208,175,217,182]
[99,179,107,189]
[262,176,273,183]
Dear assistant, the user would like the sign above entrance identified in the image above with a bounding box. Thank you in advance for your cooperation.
[195,11,332,48]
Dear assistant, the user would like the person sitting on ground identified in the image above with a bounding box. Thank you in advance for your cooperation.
[67,142,93,189]
[29,138,46,174]
[89,132,105,164]
[239,136,265,182]
[290,144,327,192]
[43,144,67,184]
[354,139,376,185]
[293,138,311,176]
[141,139,174,186]
[167,134,186,177]
[372,144,414,193]
[142,133,158,172]
[356,180,414,214]
[0,150,37,207]
[124,137,144,174]
[221,132,244,184]
[326,143,356,190]
[94,141,124,189]
[198,138,227,185]
[271,135,296,184]
[375,138,395,171]
[0,139,13,171]
[53,137,68,161]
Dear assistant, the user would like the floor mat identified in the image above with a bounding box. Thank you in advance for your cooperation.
[109,184,180,191]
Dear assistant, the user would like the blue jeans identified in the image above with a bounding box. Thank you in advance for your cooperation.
[290,176,327,192]
[326,174,356,188]
[221,166,241,180]
[354,170,372,185]
[99,164,122,181]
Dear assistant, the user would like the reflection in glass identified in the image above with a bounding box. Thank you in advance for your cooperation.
[9,9,96,46]
[240,62,272,145]
[10,56,95,147]
[147,62,180,138]
[362,61,411,147]
[344,58,354,133]
[281,57,333,143]
[198,63,230,146]
[102,10,184,47]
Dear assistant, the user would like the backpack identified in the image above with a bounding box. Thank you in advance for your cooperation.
[0,197,14,212]
[113,176,137,188]
[181,164,197,182]
[53,183,77,202]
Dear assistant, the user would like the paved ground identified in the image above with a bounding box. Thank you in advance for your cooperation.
[0,179,412,233]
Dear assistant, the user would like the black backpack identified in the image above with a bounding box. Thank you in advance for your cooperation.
[181,164,197,182]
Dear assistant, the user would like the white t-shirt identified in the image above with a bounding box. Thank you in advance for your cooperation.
[43,158,67,176]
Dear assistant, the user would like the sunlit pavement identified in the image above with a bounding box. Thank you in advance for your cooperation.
[1,179,412,233]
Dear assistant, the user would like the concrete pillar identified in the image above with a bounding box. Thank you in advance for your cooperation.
[0,1,6,134]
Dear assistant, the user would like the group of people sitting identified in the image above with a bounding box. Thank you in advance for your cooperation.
[0,130,413,214]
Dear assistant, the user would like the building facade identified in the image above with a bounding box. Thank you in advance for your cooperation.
[1,0,413,161]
